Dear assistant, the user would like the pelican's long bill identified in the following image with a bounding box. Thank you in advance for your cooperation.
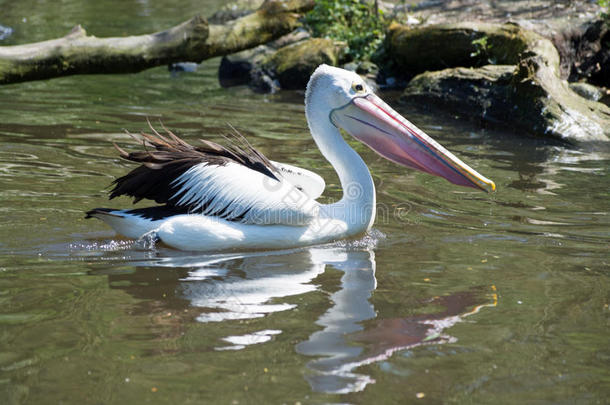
[331,94,496,192]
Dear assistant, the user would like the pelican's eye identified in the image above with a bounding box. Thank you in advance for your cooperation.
[352,82,365,93]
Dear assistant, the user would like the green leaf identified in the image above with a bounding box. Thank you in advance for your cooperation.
[303,0,387,62]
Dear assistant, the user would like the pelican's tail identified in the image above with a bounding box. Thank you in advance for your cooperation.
[86,207,182,239]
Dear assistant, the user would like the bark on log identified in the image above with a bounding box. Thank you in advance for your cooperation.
[0,0,314,85]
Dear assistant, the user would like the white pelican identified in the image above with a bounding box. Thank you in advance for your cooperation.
[87,64,495,251]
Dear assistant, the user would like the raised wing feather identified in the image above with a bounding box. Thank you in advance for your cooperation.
[109,125,319,225]
[271,161,326,200]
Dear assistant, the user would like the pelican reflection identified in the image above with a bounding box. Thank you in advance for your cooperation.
[100,244,494,394]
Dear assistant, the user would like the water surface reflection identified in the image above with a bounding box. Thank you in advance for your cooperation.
[96,243,495,394]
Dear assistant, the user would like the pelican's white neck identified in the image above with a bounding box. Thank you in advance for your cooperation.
[305,84,376,234]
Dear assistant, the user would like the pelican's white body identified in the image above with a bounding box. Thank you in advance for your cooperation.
[93,66,376,251]
[91,65,493,251]
[154,214,351,252]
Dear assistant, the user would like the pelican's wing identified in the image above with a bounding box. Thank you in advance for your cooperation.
[109,126,319,225]
[271,161,326,200]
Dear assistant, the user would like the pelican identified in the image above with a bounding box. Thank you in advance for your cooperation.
[87,64,495,251]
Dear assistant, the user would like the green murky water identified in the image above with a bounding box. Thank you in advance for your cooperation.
[1,1,609,403]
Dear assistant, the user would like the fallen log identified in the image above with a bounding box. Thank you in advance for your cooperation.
[0,0,314,85]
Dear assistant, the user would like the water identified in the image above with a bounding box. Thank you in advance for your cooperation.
[1,1,609,403]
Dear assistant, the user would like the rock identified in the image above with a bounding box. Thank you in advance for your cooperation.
[392,0,605,82]
[355,61,379,76]
[569,82,603,102]
[568,19,610,87]
[402,65,514,127]
[263,38,344,90]
[219,46,270,87]
[399,0,601,27]
[402,62,610,142]
[219,48,280,92]
[249,68,280,93]
[218,28,310,91]
[386,21,558,78]
[343,60,380,84]
[392,20,610,142]
[384,76,397,87]
[510,54,609,141]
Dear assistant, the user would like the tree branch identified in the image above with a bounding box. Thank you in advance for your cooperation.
[0,0,314,84]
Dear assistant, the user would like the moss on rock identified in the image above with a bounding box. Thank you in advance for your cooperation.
[387,21,561,77]
[264,37,343,89]
[393,21,609,141]
[403,62,610,141]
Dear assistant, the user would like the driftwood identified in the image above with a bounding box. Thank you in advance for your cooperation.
[0,0,314,85]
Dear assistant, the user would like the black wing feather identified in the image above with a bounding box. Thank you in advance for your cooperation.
[109,123,279,208]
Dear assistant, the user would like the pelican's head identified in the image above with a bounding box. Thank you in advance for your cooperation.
[306,64,495,192]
